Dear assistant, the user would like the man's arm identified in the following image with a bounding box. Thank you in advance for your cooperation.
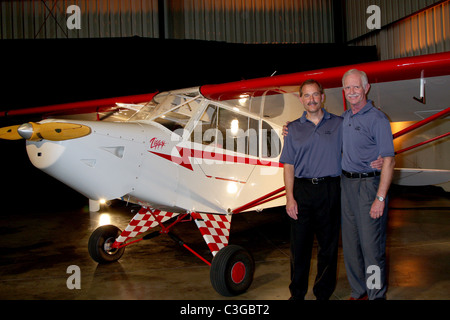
[370,156,395,219]
[284,163,298,220]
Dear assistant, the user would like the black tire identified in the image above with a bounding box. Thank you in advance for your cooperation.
[210,245,255,296]
[88,225,125,263]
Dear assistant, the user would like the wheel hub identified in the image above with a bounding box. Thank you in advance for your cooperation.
[103,237,118,255]
[231,261,246,284]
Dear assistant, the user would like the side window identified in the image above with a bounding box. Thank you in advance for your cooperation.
[218,108,249,153]
[262,121,281,158]
[191,104,261,157]
[248,118,259,157]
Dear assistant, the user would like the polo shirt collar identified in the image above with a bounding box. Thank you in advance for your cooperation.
[352,100,374,116]
[299,108,330,123]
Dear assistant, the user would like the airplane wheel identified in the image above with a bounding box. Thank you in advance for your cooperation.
[88,225,125,264]
[210,245,255,297]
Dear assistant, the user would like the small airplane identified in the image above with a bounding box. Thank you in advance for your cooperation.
[1,51,449,296]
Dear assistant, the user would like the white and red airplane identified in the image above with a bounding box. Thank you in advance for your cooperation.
[1,51,449,296]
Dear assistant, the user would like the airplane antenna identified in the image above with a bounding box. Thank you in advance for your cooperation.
[271,71,277,77]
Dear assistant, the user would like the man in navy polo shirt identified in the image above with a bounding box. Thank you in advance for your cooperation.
[280,79,342,300]
[341,69,395,300]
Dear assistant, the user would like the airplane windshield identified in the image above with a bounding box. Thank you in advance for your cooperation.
[131,92,202,132]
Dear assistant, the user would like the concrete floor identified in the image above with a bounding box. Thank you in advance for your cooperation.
[0,185,449,301]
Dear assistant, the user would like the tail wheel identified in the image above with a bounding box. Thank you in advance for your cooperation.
[88,225,125,263]
[210,245,255,296]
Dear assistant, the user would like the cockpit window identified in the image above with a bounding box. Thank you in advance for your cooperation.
[127,103,157,121]
[129,93,201,132]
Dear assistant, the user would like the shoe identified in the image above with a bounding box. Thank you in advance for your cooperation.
[349,294,368,300]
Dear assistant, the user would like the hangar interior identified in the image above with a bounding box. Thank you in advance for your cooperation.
[0,0,449,301]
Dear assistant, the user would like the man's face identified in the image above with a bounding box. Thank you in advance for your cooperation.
[300,84,324,113]
[343,73,370,108]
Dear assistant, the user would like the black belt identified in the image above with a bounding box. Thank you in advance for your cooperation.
[342,170,381,178]
[296,176,340,185]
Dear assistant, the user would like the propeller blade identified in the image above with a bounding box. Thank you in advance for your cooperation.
[17,122,91,141]
[0,125,22,140]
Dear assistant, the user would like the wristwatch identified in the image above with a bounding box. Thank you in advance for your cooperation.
[376,195,385,202]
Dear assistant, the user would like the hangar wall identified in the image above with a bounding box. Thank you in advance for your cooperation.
[164,0,335,43]
[347,0,450,59]
[1,0,448,59]
[0,0,334,42]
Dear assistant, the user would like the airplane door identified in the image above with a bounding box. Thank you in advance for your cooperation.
[182,104,259,211]
[195,104,257,183]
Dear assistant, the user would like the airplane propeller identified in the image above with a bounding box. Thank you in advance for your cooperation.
[0,125,22,140]
[0,122,91,141]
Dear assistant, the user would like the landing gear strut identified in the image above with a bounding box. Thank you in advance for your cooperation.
[87,216,255,296]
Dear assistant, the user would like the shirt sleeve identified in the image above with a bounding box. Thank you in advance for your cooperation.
[279,125,295,165]
[375,114,395,158]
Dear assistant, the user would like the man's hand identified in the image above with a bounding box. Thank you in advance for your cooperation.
[370,155,384,170]
[370,198,385,219]
[283,163,298,220]
[282,121,290,137]
[286,197,298,220]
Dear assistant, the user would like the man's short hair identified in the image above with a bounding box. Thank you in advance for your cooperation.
[299,79,324,97]
[342,69,369,88]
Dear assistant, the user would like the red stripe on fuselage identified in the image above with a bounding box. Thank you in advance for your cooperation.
[149,146,283,170]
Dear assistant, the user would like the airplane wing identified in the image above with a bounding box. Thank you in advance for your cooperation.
[0,92,158,120]
[200,51,450,102]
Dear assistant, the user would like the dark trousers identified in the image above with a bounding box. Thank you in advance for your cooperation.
[289,177,341,300]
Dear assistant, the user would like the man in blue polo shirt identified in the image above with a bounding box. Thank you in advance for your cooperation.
[280,79,342,300]
[341,69,395,300]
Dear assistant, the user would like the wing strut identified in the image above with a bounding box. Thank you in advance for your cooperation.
[393,107,450,155]
[231,186,286,214]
